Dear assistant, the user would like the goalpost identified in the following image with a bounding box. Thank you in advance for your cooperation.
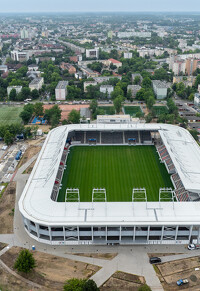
[65,188,80,202]
[92,188,106,207]
[132,188,147,208]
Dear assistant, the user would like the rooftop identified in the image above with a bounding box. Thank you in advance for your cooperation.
[19,123,200,226]
[56,81,69,90]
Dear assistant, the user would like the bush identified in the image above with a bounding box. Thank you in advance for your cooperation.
[14,249,36,273]
[138,284,152,291]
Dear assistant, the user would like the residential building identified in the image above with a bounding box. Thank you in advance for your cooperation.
[132,73,143,83]
[86,48,99,59]
[185,58,200,76]
[100,85,114,97]
[127,85,141,98]
[11,50,29,62]
[7,86,22,96]
[20,28,29,39]
[117,31,151,38]
[60,62,76,74]
[69,56,78,63]
[80,66,99,78]
[152,80,168,99]
[0,65,8,73]
[173,76,196,87]
[29,77,44,91]
[84,81,97,92]
[55,81,69,100]
[194,93,200,107]
[107,58,122,68]
[124,52,133,59]
[28,64,39,71]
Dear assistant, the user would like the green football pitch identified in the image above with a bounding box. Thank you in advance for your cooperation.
[0,106,23,125]
[57,145,173,202]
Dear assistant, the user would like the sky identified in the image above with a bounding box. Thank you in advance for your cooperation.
[0,0,200,13]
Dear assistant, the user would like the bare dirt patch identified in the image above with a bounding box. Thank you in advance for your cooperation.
[18,145,41,168]
[156,256,200,290]
[148,253,183,258]
[100,271,145,291]
[72,253,118,260]
[1,247,100,290]
[0,263,44,291]
[0,182,16,233]
[0,242,7,251]
[23,160,36,174]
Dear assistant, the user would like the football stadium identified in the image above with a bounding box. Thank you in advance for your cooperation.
[19,123,200,245]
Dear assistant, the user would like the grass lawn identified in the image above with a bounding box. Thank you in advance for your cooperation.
[98,106,115,115]
[152,106,168,117]
[123,106,143,117]
[57,145,173,202]
[0,106,23,125]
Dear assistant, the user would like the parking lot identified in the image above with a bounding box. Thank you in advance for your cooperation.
[0,142,27,183]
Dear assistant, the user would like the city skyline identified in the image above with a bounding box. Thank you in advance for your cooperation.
[1,0,200,13]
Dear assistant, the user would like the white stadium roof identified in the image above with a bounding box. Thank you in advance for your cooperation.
[19,123,200,226]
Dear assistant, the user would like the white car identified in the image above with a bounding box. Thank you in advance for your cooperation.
[188,243,200,250]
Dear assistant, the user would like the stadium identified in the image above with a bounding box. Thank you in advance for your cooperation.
[19,123,200,245]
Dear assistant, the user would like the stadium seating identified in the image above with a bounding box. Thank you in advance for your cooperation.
[140,131,152,143]
[74,131,84,143]
[86,131,100,143]
[125,131,139,143]
[101,131,123,144]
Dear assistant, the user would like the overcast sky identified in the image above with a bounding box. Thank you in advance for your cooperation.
[1,0,200,13]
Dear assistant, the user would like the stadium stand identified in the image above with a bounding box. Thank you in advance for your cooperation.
[74,131,84,143]
[141,131,152,143]
[86,131,100,143]
[125,131,139,143]
[101,131,123,144]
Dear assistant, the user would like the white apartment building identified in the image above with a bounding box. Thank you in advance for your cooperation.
[100,85,114,97]
[127,85,141,98]
[194,93,200,107]
[29,78,44,91]
[11,50,29,62]
[86,48,99,59]
[83,81,97,92]
[118,31,151,38]
[124,52,133,59]
[55,81,69,100]
[152,80,168,100]
[7,86,22,96]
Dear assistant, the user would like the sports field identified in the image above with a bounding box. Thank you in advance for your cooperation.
[57,145,173,202]
[152,106,168,116]
[98,106,115,115]
[0,106,23,125]
[123,106,144,117]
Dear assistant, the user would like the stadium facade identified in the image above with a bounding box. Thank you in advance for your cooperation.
[19,123,200,245]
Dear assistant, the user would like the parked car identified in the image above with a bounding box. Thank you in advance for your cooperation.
[149,257,161,264]
[177,278,189,286]
[188,244,200,250]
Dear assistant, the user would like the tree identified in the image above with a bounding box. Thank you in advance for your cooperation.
[21,87,31,100]
[9,88,17,101]
[31,89,39,100]
[147,96,155,110]
[45,105,61,128]
[138,284,152,291]
[34,103,44,117]
[20,104,34,124]
[114,96,123,114]
[83,279,99,291]
[68,109,81,124]
[189,129,199,141]
[63,278,86,291]
[63,279,99,291]
[141,77,152,89]
[133,76,141,85]
[14,249,36,274]
[127,89,132,101]
[4,131,13,145]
